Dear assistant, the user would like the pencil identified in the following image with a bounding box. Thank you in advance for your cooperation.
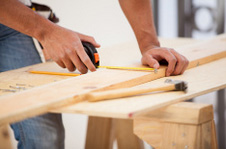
[29,70,81,76]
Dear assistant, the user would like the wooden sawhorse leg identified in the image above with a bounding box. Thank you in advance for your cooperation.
[85,117,144,149]
[134,102,218,149]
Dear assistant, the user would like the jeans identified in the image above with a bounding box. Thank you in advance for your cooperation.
[0,24,65,149]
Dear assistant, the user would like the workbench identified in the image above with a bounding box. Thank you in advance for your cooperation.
[0,36,226,149]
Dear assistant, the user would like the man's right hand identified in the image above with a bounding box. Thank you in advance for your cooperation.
[0,0,100,74]
[40,25,100,74]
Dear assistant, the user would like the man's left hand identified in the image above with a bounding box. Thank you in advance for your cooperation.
[141,47,189,76]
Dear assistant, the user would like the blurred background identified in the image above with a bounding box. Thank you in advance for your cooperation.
[9,0,226,148]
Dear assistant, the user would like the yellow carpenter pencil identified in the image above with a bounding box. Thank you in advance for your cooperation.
[29,71,81,76]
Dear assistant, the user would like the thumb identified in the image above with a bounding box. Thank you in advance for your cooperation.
[78,33,101,48]
[142,55,160,69]
[86,37,101,48]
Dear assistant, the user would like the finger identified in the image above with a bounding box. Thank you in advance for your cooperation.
[52,56,66,68]
[159,49,177,76]
[62,55,76,72]
[68,51,88,74]
[74,44,96,72]
[78,50,96,72]
[180,56,189,74]
[170,50,189,75]
[142,55,160,69]
[78,34,101,48]
[170,50,186,75]
[55,60,66,69]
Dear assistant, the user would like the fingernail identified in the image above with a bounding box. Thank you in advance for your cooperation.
[153,64,158,68]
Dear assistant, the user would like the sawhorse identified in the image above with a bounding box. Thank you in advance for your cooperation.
[85,102,217,149]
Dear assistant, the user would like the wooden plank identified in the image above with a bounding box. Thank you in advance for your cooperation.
[0,68,161,126]
[0,38,196,96]
[177,34,226,68]
[55,57,226,118]
[1,35,226,125]
[0,62,72,96]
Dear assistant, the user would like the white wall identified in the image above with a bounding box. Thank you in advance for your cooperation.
[35,0,136,47]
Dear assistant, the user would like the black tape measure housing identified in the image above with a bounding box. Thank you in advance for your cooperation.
[82,42,100,68]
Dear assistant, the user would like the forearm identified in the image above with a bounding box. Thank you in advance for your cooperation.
[119,0,189,76]
[0,0,55,42]
[118,0,159,53]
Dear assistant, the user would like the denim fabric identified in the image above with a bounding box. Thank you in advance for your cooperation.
[0,24,65,149]
[0,24,41,71]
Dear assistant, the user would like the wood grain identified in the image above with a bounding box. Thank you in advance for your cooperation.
[138,102,213,125]
[0,69,155,125]
[55,58,226,118]
[133,102,216,149]
[1,35,226,125]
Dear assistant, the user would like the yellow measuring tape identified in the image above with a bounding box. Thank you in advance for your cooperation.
[98,66,156,71]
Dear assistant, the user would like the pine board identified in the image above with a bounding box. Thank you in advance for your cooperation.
[0,38,196,96]
[54,57,226,118]
[0,35,226,125]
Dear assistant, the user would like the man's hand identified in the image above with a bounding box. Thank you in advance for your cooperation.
[119,0,189,76]
[0,0,100,74]
[141,47,189,76]
[40,25,100,73]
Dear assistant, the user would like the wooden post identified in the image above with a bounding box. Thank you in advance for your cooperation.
[115,119,144,149]
[85,117,144,149]
[0,125,12,149]
[85,116,115,149]
[134,102,217,149]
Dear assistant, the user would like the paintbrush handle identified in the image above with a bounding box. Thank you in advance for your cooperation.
[88,84,175,102]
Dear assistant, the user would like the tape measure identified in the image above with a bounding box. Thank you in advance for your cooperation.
[82,42,100,68]
[83,42,156,72]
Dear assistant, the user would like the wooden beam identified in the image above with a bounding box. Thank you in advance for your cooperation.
[1,35,226,125]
